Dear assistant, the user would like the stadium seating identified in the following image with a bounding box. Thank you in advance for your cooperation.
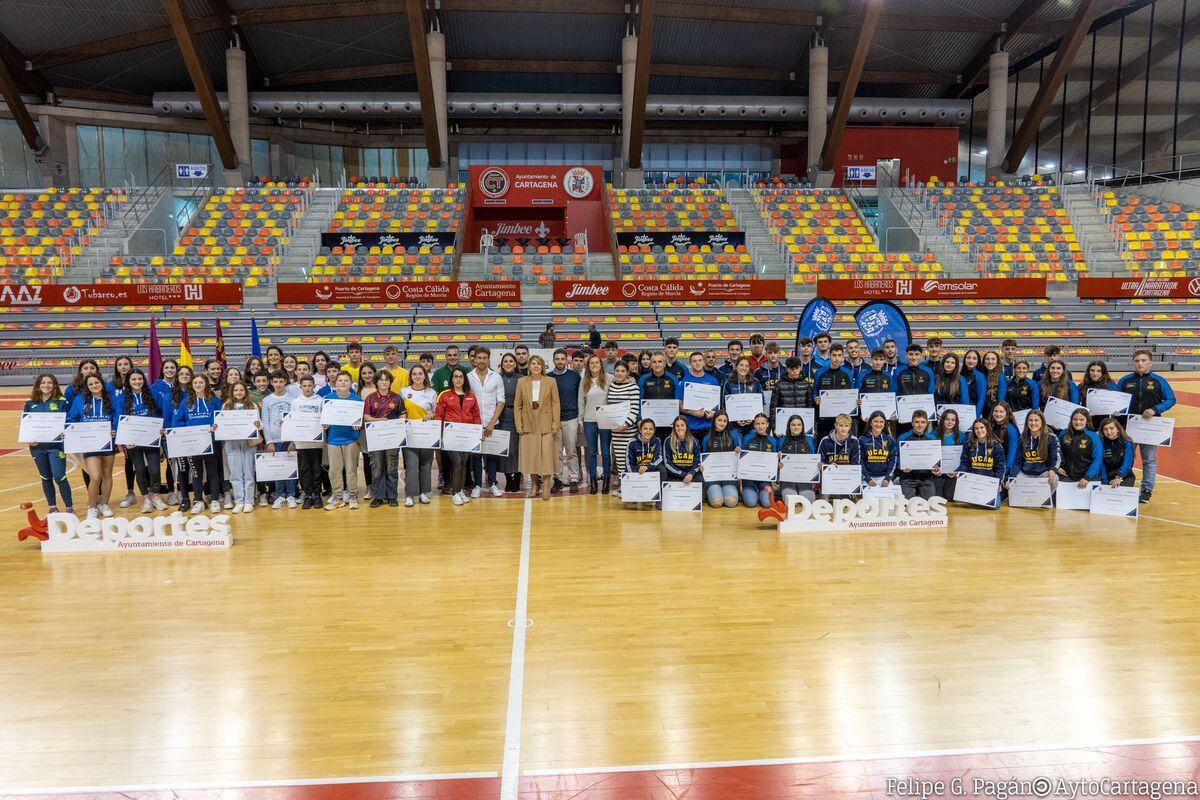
[1097,190,1200,272]
[615,242,753,279]
[608,185,737,232]
[752,187,942,282]
[485,243,589,284]
[0,188,127,284]
[311,245,453,281]
[101,187,308,286]
[329,185,464,234]
[916,178,1085,278]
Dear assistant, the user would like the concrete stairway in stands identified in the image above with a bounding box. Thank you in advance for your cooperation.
[727,187,792,278]
[1061,182,1125,274]
[72,187,169,278]
[277,188,338,281]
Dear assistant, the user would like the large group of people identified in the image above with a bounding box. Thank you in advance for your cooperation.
[20,331,1175,519]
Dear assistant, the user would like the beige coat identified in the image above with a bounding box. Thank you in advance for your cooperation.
[514,375,560,475]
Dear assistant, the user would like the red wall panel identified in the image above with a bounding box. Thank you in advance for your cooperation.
[779,126,959,186]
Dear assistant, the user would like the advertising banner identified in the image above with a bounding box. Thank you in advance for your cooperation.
[276,281,520,304]
[0,283,242,307]
[551,280,786,303]
[469,165,602,207]
[320,232,456,250]
[818,277,1047,300]
[615,231,746,250]
[1076,276,1200,299]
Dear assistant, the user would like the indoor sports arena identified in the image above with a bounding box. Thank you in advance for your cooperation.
[2,1,1200,798]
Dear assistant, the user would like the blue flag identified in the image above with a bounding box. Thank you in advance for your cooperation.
[250,315,263,359]
[796,298,836,352]
[854,300,911,355]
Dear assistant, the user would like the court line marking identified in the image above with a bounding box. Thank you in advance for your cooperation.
[0,771,499,795]
[0,458,80,510]
[521,734,1200,777]
[499,498,533,800]
[1142,514,1200,529]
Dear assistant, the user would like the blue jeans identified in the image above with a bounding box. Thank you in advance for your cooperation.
[741,480,772,507]
[1137,443,1157,491]
[582,421,612,480]
[705,481,738,507]
[31,445,72,508]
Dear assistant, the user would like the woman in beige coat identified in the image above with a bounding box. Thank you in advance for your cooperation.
[514,355,561,500]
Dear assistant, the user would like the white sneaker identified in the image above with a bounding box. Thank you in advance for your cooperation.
[287,497,298,509]
[118,493,136,508]
[86,507,98,520]
[232,503,242,514]
[242,502,254,514]
[451,492,465,506]
[272,497,285,510]
[490,484,504,497]
[348,499,359,510]
[140,498,153,513]
[99,505,114,518]
[470,486,481,499]
[190,501,205,514]
[222,494,234,510]
[404,497,414,507]
[258,495,269,507]
[325,498,344,511]
[151,495,168,511]
[419,493,430,505]
[209,500,221,514]
[166,491,180,505]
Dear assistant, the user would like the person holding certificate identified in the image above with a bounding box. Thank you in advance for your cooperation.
[998,360,1040,414]
[961,350,989,417]
[261,372,296,509]
[399,365,438,507]
[67,374,117,519]
[956,418,1006,508]
[496,354,524,494]
[221,381,263,513]
[817,414,860,498]
[605,361,641,495]
[322,371,364,511]
[108,355,137,510]
[364,369,404,508]
[933,354,971,411]
[118,369,168,513]
[637,354,679,441]
[720,356,761,435]
[859,411,898,489]
[662,416,701,486]
[626,419,664,497]
[768,357,815,426]
[739,414,778,508]
[1007,410,1061,493]
[436,366,483,507]
[1039,360,1080,428]
[1116,349,1176,504]
[515,355,561,501]
[778,414,817,502]
[679,352,722,435]
[24,373,73,514]
[897,409,938,500]
[701,411,741,508]
[579,355,612,495]
[937,408,968,447]
[1078,362,1119,423]
[174,373,223,514]
[1099,417,1136,488]
[1058,408,1103,488]
[980,351,1005,416]
[988,402,1022,478]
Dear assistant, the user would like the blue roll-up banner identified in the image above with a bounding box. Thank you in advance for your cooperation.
[795,297,837,351]
[854,300,912,354]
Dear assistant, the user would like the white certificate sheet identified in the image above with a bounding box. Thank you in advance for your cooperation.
[213,408,260,441]
[165,426,213,458]
[621,471,662,503]
[115,415,163,448]
[818,388,858,417]
[18,411,65,444]
[1008,473,1055,508]
[320,398,364,427]
[859,392,898,421]
[478,428,509,457]
[1043,396,1082,430]
[779,453,821,483]
[682,382,721,412]
[896,394,936,424]
[281,411,324,449]
[940,445,963,473]
[953,472,1000,508]
[821,463,863,495]
[64,420,113,454]
[737,450,778,481]
[1126,414,1174,446]
[700,451,738,482]
[1086,388,1131,417]
[255,451,299,482]
[899,439,941,470]
[774,407,814,436]
[1091,485,1139,518]
[1013,408,1031,431]
[1056,480,1099,511]
[442,422,483,453]
[364,419,407,452]
[640,399,681,427]
[404,419,443,449]
[937,403,977,430]
[863,485,903,501]
[596,402,632,430]
[661,481,702,512]
[724,393,764,422]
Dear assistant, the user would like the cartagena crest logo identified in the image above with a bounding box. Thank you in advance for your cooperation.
[479,167,510,199]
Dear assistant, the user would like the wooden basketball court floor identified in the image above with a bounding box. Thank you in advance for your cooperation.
[2,380,1200,799]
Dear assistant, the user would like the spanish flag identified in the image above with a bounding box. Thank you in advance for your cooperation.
[179,317,193,369]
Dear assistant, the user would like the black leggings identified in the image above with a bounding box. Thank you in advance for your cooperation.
[446,450,469,494]
[190,452,221,500]
[126,446,161,495]
[124,456,135,494]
